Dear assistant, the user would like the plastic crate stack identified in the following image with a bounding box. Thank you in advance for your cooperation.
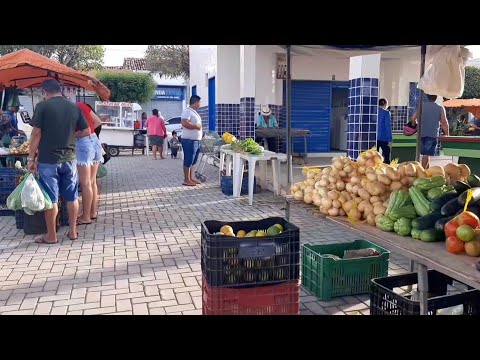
[201,217,301,315]
[0,168,17,216]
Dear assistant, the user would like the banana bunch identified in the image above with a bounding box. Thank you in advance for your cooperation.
[222,132,237,144]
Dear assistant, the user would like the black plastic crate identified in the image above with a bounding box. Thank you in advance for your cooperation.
[15,211,24,229]
[201,217,300,287]
[221,175,258,196]
[23,211,61,235]
[0,193,13,216]
[0,168,17,193]
[59,198,69,226]
[370,270,480,315]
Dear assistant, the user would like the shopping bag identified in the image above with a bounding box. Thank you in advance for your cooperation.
[97,164,107,178]
[20,173,46,213]
[6,175,29,211]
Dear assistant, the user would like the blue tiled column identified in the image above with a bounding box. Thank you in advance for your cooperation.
[347,54,381,159]
[216,104,240,137]
[239,97,255,139]
[197,107,209,131]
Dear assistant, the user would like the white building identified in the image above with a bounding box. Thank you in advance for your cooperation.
[189,45,423,158]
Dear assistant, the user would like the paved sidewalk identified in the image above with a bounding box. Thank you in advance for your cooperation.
[0,156,409,315]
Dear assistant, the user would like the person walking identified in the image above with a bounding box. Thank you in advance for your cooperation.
[28,79,90,243]
[76,102,103,225]
[169,131,181,159]
[377,98,392,164]
[410,94,449,169]
[180,95,202,186]
[145,109,167,160]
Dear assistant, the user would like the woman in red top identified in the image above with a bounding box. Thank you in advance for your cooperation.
[76,102,103,225]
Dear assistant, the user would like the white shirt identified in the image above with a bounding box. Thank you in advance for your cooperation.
[181,107,202,140]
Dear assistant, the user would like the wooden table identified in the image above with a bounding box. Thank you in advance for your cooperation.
[327,216,480,315]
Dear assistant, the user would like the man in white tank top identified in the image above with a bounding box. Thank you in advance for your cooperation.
[180,95,203,186]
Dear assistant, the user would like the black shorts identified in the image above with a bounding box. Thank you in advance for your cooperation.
[149,136,164,146]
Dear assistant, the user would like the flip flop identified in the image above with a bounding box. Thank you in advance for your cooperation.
[182,182,196,187]
[91,217,97,220]
[76,220,92,226]
[35,237,57,244]
[67,232,78,241]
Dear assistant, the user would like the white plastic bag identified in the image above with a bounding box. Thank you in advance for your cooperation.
[418,45,471,99]
[20,173,45,213]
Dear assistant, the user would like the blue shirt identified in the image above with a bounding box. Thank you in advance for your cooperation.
[377,108,392,142]
[257,114,278,128]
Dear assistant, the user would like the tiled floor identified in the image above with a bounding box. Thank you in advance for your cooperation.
[0,155,410,315]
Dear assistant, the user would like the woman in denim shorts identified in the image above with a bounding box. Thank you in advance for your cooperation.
[76,103,103,225]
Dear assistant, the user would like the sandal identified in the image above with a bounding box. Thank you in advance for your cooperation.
[67,232,78,241]
[182,182,196,187]
[35,237,57,244]
[76,219,92,226]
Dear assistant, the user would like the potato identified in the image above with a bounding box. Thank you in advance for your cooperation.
[358,188,371,201]
[390,181,403,191]
[425,166,445,178]
[343,200,354,213]
[370,196,380,204]
[404,163,416,177]
[332,199,342,209]
[377,174,392,185]
[321,198,333,210]
[328,207,340,216]
[373,204,386,216]
[366,213,376,226]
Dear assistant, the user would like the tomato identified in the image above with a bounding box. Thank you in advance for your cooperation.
[446,235,465,254]
[445,220,460,238]
[457,211,480,228]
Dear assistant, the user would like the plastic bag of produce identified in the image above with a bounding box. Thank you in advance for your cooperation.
[6,175,29,211]
[20,173,46,213]
[417,45,471,99]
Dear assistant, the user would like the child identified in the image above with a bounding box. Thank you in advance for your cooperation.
[169,131,181,159]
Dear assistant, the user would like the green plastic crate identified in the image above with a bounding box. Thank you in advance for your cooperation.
[302,240,390,301]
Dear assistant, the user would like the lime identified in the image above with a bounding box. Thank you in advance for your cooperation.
[456,225,475,242]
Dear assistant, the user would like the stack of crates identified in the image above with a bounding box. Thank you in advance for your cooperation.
[201,217,300,315]
[0,168,17,216]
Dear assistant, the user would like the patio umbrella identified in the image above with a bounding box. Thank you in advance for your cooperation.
[0,49,110,101]
[443,98,480,118]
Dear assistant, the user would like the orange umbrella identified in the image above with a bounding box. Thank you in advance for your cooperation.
[0,49,110,100]
[443,98,480,117]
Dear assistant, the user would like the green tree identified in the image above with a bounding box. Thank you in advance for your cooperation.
[95,71,156,103]
[0,45,105,71]
[145,45,189,78]
[462,66,480,99]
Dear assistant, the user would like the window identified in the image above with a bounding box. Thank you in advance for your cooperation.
[167,117,182,125]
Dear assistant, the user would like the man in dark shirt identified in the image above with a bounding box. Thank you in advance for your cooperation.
[28,79,90,244]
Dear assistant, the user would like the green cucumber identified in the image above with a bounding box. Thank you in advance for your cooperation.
[411,213,444,230]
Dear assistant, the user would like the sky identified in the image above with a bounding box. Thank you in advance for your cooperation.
[103,45,480,66]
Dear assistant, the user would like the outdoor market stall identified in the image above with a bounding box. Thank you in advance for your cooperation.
[283,45,480,315]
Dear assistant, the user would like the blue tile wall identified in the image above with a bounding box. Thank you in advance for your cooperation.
[389,106,408,132]
[216,104,240,137]
[347,78,379,159]
[408,82,427,117]
[239,97,255,139]
[197,106,209,131]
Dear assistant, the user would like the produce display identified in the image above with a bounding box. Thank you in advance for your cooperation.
[9,140,30,155]
[291,149,480,259]
[221,133,264,155]
[216,223,283,237]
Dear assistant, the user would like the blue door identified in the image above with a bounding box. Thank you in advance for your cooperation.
[208,77,216,132]
[191,85,197,97]
[283,80,332,153]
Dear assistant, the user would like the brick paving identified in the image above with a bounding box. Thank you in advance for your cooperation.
[0,155,410,315]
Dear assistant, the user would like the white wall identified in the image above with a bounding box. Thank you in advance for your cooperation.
[255,45,283,105]
[217,45,240,104]
[380,54,420,106]
[189,45,217,106]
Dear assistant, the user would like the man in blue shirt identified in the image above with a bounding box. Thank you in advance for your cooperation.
[377,98,392,163]
[255,106,278,151]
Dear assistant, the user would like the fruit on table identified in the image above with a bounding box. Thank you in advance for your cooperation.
[216,232,225,235]
[375,215,395,232]
[419,228,443,242]
[445,220,460,238]
[256,231,267,237]
[274,223,284,232]
[409,187,431,217]
[456,225,475,242]
[393,217,412,236]
[237,230,246,238]
[465,240,480,257]
[246,230,257,237]
[222,132,237,144]
[456,211,480,228]
[441,198,463,217]
[446,235,465,254]
[411,213,444,231]
[388,204,417,221]
[220,225,234,236]
[413,176,446,191]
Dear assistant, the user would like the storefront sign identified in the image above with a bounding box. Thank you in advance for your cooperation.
[96,101,134,107]
[153,86,185,101]
[276,53,286,79]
